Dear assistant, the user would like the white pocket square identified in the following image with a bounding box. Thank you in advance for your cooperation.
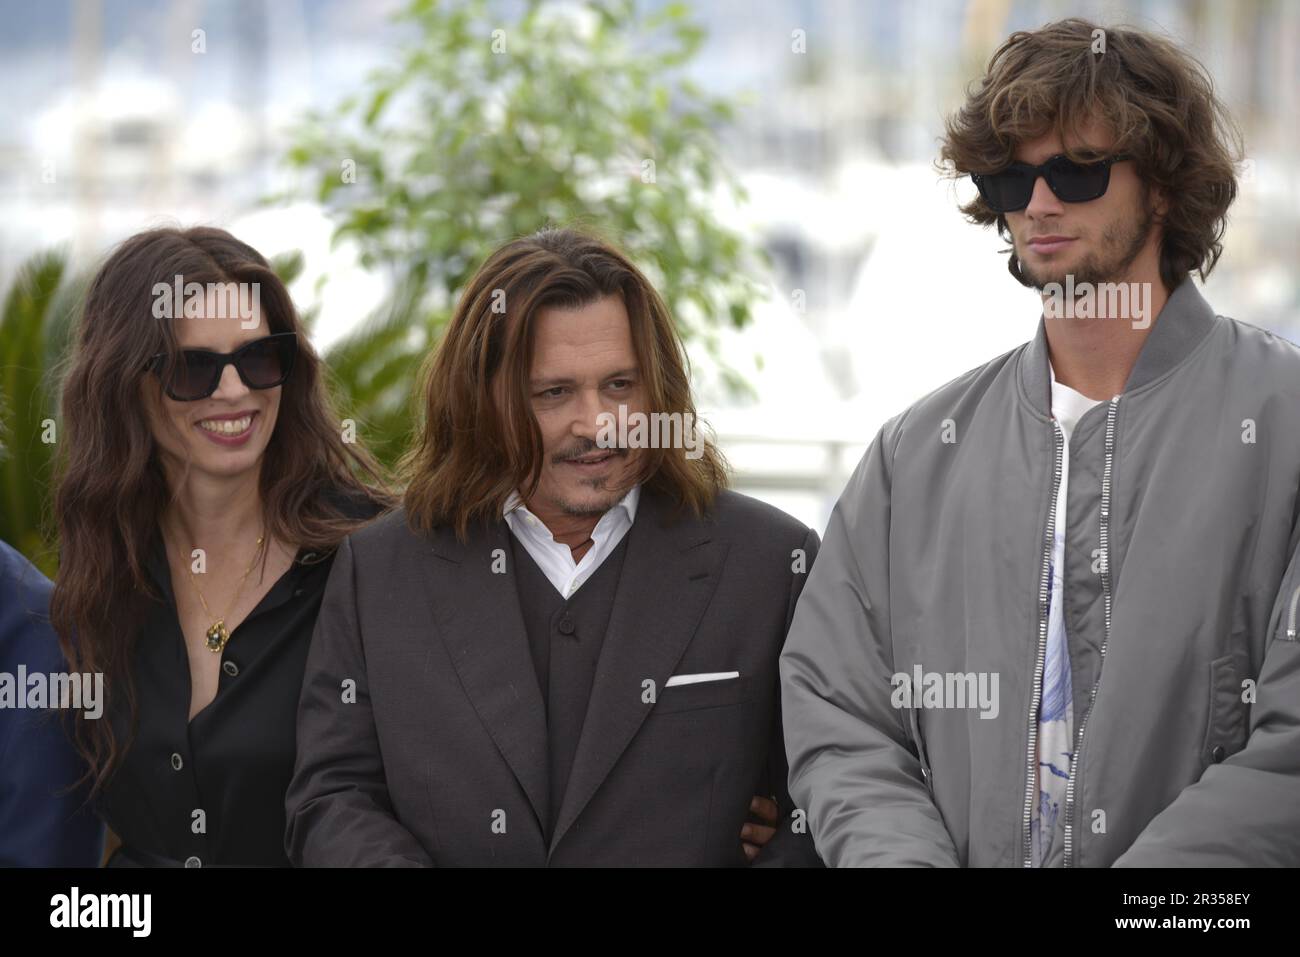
[664,671,739,688]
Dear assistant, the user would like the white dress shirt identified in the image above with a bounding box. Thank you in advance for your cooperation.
[503,485,641,599]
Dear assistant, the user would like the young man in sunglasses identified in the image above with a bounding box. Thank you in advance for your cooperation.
[781,18,1300,867]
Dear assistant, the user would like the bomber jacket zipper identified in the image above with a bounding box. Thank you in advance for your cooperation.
[1287,584,1300,640]
[1022,418,1064,867]
[1062,395,1121,868]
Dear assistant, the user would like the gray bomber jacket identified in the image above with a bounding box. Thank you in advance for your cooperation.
[781,279,1300,866]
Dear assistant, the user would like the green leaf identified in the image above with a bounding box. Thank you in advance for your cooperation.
[265,0,764,475]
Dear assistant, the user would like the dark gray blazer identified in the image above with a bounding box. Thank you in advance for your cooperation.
[285,486,821,866]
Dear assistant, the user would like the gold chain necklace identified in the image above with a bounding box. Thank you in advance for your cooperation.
[185,532,266,654]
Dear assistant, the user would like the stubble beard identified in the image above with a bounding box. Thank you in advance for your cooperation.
[1020,198,1154,293]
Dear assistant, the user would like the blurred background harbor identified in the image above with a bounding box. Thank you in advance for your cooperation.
[1,0,1296,549]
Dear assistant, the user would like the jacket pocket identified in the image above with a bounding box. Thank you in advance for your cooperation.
[651,675,751,715]
[1201,653,1249,767]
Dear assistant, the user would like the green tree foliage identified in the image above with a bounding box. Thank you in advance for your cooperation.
[0,250,82,576]
[279,0,764,470]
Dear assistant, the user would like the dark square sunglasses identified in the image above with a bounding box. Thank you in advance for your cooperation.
[145,332,297,401]
[972,153,1132,213]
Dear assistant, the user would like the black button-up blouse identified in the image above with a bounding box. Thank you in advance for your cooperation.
[97,492,384,867]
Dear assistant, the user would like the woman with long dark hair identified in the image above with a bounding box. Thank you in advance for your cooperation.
[51,226,394,866]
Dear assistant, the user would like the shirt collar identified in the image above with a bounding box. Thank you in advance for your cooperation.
[1049,360,1107,406]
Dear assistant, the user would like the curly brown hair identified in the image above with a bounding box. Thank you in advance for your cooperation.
[938,17,1243,291]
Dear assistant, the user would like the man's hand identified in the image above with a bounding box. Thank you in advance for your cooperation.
[741,795,779,861]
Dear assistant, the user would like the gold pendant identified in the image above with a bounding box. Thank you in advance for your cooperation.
[205,620,229,653]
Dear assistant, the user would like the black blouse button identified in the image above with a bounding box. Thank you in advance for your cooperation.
[557,615,575,636]
[170,752,184,771]
[184,856,202,868]
[1211,745,1226,763]
[222,660,239,677]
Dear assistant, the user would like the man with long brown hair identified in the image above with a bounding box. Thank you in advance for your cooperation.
[286,227,821,866]
[781,18,1300,866]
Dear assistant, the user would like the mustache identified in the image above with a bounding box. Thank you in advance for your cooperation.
[553,441,629,463]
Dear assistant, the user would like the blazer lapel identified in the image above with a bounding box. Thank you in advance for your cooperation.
[420,517,550,834]
[548,489,728,856]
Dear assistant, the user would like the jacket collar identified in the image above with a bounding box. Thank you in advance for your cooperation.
[1020,278,1219,417]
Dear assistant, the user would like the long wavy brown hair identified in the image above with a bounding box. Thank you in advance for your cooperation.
[401,226,729,539]
[51,226,396,795]
[939,17,1243,291]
